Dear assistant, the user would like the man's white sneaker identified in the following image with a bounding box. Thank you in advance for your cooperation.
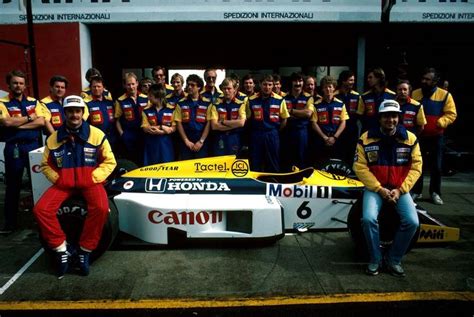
[411,193,422,201]
[431,192,444,205]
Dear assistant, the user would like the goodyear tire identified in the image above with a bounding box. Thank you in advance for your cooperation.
[320,158,353,177]
[40,197,119,262]
[347,198,419,261]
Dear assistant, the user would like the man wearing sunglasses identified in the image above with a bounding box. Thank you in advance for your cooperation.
[201,68,222,105]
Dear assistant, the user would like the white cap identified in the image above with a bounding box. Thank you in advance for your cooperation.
[63,95,85,108]
[378,99,401,113]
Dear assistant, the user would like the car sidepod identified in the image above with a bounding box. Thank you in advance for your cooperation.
[112,192,284,245]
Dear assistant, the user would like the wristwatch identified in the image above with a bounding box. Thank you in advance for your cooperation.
[199,139,205,144]
[27,115,33,122]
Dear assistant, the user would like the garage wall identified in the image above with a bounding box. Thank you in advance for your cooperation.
[0,23,82,98]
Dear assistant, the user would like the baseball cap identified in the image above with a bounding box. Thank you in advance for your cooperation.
[63,95,85,108]
[378,100,401,113]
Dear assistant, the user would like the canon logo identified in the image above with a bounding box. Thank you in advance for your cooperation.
[148,210,223,225]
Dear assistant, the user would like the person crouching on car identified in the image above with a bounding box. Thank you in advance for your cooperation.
[33,95,117,279]
[353,100,421,277]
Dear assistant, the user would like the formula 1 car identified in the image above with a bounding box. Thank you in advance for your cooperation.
[29,152,460,260]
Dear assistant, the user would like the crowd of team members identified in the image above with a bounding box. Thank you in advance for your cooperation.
[41,66,453,176]
[0,65,457,196]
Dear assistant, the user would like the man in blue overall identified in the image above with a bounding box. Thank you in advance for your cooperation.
[209,77,246,156]
[247,75,289,172]
[0,70,47,234]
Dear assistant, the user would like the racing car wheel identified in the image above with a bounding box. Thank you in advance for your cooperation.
[39,197,119,263]
[347,198,420,261]
[320,158,354,177]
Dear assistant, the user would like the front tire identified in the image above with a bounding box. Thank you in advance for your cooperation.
[39,197,119,262]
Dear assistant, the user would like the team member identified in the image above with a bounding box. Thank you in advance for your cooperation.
[247,75,289,172]
[139,77,154,95]
[33,95,116,278]
[167,73,187,158]
[0,70,47,234]
[41,75,69,134]
[304,75,322,103]
[209,78,246,156]
[395,80,426,135]
[152,65,174,95]
[358,68,396,133]
[201,68,222,104]
[81,68,113,101]
[281,72,314,171]
[411,68,457,204]
[114,72,148,165]
[335,70,364,166]
[272,74,286,97]
[242,74,256,97]
[84,76,118,152]
[175,74,212,160]
[167,73,187,106]
[229,72,248,102]
[142,84,176,165]
[311,76,348,168]
[354,100,421,277]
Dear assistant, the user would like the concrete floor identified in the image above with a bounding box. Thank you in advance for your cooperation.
[0,173,473,316]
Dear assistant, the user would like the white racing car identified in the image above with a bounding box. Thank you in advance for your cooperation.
[29,151,460,260]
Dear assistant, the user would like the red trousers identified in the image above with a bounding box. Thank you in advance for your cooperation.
[33,184,109,251]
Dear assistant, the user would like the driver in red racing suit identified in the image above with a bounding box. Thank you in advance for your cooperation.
[33,95,116,279]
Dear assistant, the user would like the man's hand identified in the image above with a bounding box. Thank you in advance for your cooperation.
[388,188,401,204]
[29,113,38,121]
[326,136,336,146]
[184,139,194,150]
[378,187,392,200]
[192,141,203,152]
[161,125,173,134]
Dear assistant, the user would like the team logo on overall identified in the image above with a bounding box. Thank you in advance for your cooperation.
[367,151,378,163]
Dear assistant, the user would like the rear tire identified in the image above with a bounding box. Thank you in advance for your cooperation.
[320,158,353,177]
[347,198,419,261]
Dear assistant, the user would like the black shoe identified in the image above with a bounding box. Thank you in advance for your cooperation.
[387,263,406,277]
[56,251,70,279]
[384,255,406,277]
[366,263,380,276]
[78,249,91,276]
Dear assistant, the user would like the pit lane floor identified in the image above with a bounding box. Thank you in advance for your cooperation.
[0,173,473,316]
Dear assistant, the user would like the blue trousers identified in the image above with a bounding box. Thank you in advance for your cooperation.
[121,129,144,166]
[250,129,280,173]
[280,126,309,172]
[144,134,175,165]
[179,132,209,160]
[361,190,419,265]
[212,132,241,156]
[4,140,39,230]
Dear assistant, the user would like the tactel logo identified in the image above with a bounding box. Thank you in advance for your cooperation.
[231,160,249,177]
